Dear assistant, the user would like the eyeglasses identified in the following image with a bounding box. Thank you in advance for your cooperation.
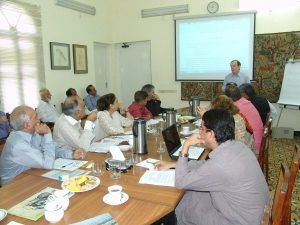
[199,125,211,132]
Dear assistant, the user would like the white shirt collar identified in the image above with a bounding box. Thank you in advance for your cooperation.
[64,114,81,125]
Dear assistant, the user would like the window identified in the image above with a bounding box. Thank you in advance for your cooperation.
[0,0,45,113]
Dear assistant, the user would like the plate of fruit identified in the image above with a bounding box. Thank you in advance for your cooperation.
[61,175,100,192]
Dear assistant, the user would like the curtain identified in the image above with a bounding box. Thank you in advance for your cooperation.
[0,0,45,112]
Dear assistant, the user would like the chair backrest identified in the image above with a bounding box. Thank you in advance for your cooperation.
[264,112,270,126]
[281,145,300,225]
[6,112,10,123]
[271,163,290,225]
[0,139,6,188]
[260,205,271,225]
[258,126,268,168]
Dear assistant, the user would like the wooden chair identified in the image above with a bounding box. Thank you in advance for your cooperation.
[5,112,10,123]
[269,163,290,225]
[281,145,300,225]
[260,205,271,225]
[0,139,6,188]
[264,112,270,126]
[257,126,269,181]
[199,148,211,160]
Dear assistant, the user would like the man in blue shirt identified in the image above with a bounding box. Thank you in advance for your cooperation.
[0,105,86,186]
[221,60,250,92]
[0,111,11,139]
[84,84,100,111]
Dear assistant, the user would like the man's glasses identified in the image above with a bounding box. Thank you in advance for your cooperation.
[199,125,211,132]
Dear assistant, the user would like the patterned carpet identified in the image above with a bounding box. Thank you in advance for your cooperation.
[268,136,300,224]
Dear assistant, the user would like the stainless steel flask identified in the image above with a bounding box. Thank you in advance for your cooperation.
[189,96,200,117]
[132,117,148,155]
[162,108,176,128]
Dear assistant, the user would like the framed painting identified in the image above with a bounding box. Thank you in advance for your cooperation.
[50,42,71,70]
[73,44,88,74]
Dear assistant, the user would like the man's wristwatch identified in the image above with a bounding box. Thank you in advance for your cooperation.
[179,151,189,158]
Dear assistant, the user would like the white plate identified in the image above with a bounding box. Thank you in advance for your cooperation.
[0,209,7,221]
[103,192,129,205]
[61,176,100,193]
[180,131,192,136]
[118,145,132,151]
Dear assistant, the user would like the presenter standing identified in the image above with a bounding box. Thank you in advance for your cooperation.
[221,60,250,92]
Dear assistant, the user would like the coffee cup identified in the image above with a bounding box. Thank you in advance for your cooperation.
[48,190,70,210]
[44,201,64,223]
[182,126,189,134]
[108,185,122,199]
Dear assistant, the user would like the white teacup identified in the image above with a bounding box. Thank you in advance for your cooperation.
[182,126,189,134]
[44,201,64,223]
[48,190,70,210]
[108,185,122,199]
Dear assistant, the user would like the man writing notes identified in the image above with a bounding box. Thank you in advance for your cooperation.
[0,106,86,186]
[221,60,250,92]
[36,88,60,122]
[84,84,100,111]
[155,109,269,225]
[53,96,97,151]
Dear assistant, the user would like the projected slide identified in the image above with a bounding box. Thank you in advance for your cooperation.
[175,13,255,81]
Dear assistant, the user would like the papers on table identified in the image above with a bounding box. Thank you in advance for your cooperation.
[7,187,74,221]
[69,213,117,225]
[54,158,88,171]
[89,138,117,153]
[139,169,175,187]
[136,158,160,170]
[42,169,91,180]
[172,145,205,160]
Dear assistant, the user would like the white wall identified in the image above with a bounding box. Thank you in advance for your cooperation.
[19,0,300,130]
[20,0,113,110]
[111,0,300,130]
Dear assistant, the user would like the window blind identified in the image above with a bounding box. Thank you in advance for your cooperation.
[0,0,45,113]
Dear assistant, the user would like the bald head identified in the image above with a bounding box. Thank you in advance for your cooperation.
[63,96,85,119]
[10,105,40,133]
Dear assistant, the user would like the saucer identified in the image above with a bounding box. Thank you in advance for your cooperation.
[118,145,132,151]
[0,209,7,221]
[103,192,129,205]
[180,131,192,136]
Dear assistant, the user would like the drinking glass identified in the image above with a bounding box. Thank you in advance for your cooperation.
[157,141,165,153]
[92,161,105,176]
[152,125,159,136]
[110,163,121,179]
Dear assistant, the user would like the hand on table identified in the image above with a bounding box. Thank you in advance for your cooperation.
[35,122,51,134]
[154,161,176,170]
[73,148,86,159]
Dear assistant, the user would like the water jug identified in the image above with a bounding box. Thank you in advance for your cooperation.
[189,96,200,117]
[162,108,176,128]
[132,117,148,155]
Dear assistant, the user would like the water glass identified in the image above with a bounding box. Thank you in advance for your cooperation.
[152,125,159,136]
[157,141,165,153]
[92,161,105,176]
[110,163,121,179]
[158,121,166,130]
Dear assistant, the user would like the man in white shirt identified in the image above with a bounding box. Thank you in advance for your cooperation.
[36,88,60,122]
[53,96,97,152]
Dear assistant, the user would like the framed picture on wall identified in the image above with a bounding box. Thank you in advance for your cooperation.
[73,44,88,74]
[50,42,71,70]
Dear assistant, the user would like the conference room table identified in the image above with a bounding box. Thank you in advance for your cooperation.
[0,118,202,225]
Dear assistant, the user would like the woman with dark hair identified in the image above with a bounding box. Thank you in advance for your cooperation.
[95,93,133,140]
[198,95,255,153]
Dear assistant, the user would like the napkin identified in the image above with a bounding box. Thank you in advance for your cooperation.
[109,146,125,161]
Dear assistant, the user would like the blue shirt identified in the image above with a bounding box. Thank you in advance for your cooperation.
[0,111,10,139]
[222,72,250,92]
[84,94,100,111]
[0,130,73,185]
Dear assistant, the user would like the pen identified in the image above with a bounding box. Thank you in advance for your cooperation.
[112,136,123,139]
[62,163,73,168]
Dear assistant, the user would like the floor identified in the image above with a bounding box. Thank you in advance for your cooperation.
[268,136,300,224]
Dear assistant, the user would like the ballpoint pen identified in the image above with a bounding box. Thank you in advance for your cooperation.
[62,163,73,168]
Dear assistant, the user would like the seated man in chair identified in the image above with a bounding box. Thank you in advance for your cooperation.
[0,105,85,186]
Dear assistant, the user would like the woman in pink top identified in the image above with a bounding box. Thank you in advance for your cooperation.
[225,85,263,152]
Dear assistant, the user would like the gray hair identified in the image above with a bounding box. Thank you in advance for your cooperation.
[39,88,47,97]
[63,98,81,116]
[239,83,256,98]
[10,105,31,131]
[141,84,154,95]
